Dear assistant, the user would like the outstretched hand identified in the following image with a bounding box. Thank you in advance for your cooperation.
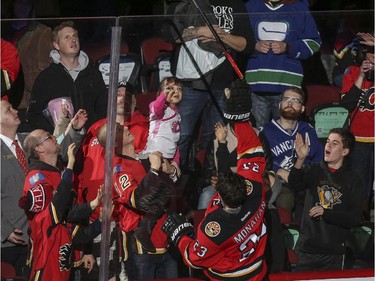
[358,32,375,46]
[60,103,70,118]
[71,109,88,131]
[67,143,76,169]
[90,185,104,211]
[294,133,309,161]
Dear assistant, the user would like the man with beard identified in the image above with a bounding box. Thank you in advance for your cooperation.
[260,86,323,223]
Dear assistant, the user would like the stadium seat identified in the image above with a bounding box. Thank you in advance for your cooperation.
[96,53,142,91]
[305,85,341,117]
[1,261,27,280]
[140,37,174,92]
[135,91,157,116]
[277,207,293,225]
[277,207,300,269]
[310,102,350,144]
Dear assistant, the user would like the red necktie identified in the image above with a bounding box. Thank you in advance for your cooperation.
[13,140,28,175]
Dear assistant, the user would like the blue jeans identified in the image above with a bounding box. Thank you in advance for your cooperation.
[251,92,282,128]
[178,86,225,166]
[125,252,178,280]
[197,185,216,210]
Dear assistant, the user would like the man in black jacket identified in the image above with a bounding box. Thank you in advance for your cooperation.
[27,20,107,133]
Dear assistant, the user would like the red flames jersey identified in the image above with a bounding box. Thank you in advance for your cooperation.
[342,65,374,142]
[111,155,169,256]
[77,111,149,220]
[178,122,268,280]
[23,168,77,281]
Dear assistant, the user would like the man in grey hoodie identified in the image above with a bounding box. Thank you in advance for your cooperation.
[27,20,107,133]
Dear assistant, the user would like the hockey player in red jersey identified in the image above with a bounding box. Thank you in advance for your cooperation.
[163,80,268,280]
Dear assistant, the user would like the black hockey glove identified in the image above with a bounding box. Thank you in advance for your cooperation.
[223,79,252,122]
[135,171,172,215]
[162,212,194,245]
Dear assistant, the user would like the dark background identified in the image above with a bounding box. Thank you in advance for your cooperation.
[1,0,374,19]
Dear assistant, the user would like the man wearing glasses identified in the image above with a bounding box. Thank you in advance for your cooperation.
[0,99,87,279]
[259,86,323,223]
[19,128,102,281]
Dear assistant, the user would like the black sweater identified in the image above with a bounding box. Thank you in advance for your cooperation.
[288,161,363,254]
[27,62,107,133]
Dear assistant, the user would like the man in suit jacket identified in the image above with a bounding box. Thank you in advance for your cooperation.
[0,99,86,278]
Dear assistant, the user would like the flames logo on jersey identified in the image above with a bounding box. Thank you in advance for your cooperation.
[244,179,253,195]
[317,185,342,209]
[205,221,221,237]
[171,120,180,133]
[358,87,374,112]
[59,243,73,271]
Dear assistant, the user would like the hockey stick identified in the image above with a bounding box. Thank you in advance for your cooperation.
[189,0,244,80]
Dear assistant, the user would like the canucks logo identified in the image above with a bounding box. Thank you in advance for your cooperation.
[279,155,295,171]
[205,221,221,237]
[317,185,342,209]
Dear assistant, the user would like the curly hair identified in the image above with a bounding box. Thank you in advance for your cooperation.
[217,172,247,208]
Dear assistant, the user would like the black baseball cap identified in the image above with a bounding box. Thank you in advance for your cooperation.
[118,80,135,95]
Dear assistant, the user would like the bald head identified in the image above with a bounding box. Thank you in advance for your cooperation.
[24,130,45,159]
[24,129,59,160]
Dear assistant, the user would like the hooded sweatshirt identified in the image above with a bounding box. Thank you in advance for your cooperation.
[27,50,107,133]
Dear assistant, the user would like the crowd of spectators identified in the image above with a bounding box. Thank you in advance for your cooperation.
[1,1,374,280]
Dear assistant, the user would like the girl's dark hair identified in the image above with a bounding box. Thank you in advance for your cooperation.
[157,76,183,97]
